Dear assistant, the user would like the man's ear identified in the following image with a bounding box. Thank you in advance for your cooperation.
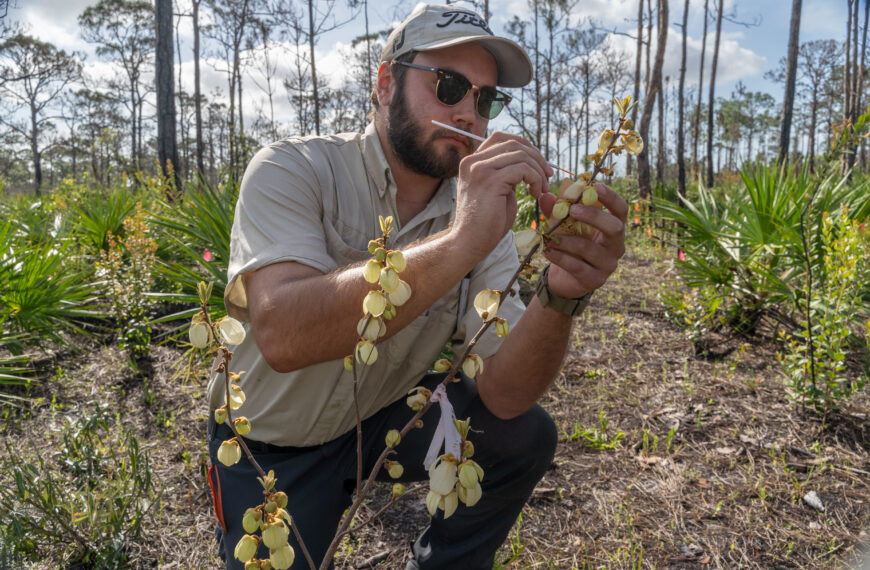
[376,61,395,107]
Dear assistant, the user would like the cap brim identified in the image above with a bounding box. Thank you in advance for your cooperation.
[414,35,533,88]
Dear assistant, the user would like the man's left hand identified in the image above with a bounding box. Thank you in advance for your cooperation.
[535,183,628,299]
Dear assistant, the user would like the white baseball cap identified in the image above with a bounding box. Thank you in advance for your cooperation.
[381,3,533,88]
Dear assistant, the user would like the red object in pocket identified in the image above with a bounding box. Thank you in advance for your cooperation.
[208,464,227,532]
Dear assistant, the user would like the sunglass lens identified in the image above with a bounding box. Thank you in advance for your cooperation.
[436,73,471,106]
[477,88,505,119]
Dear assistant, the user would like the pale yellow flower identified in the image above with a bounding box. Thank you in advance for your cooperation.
[189,323,210,349]
[217,439,242,466]
[355,340,378,365]
[262,520,289,550]
[623,130,644,155]
[514,229,541,257]
[270,543,295,570]
[386,279,412,306]
[233,534,259,562]
[219,317,246,345]
[473,289,501,322]
[362,290,387,317]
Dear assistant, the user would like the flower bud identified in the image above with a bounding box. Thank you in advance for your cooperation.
[262,520,289,550]
[598,129,616,152]
[386,279,412,307]
[453,418,470,439]
[367,239,380,254]
[269,543,295,570]
[242,508,262,533]
[473,289,501,322]
[406,391,428,410]
[457,480,482,507]
[244,562,260,570]
[189,323,210,349]
[234,534,259,563]
[234,416,252,435]
[379,267,400,293]
[495,318,509,338]
[214,406,228,425]
[379,215,393,235]
[362,290,387,317]
[374,247,387,262]
[344,355,354,372]
[217,439,242,466]
[429,457,458,496]
[432,358,452,373]
[386,460,404,479]
[406,386,431,410]
[271,491,288,509]
[229,384,246,409]
[582,186,599,206]
[355,340,378,365]
[461,354,484,379]
[385,429,401,448]
[363,259,381,283]
[622,118,634,130]
[462,439,475,458]
[219,317,246,345]
[458,462,480,489]
[386,250,406,273]
[514,228,542,257]
[383,303,398,320]
[552,199,570,221]
[392,483,406,497]
[357,316,386,341]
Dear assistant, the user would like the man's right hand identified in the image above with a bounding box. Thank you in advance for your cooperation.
[451,132,553,259]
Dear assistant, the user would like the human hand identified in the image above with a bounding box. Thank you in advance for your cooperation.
[536,183,627,298]
[452,132,553,258]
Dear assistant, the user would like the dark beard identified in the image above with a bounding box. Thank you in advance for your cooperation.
[386,88,470,179]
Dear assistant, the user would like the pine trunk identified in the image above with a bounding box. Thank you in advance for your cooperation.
[677,0,689,204]
[693,0,708,174]
[156,0,180,193]
[705,0,723,187]
[777,0,802,164]
[638,0,668,200]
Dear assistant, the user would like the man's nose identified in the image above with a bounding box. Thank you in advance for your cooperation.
[450,88,479,127]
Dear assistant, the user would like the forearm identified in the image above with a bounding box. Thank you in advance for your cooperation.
[248,228,480,372]
[475,296,574,419]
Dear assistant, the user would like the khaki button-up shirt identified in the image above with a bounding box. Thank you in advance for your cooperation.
[208,123,525,447]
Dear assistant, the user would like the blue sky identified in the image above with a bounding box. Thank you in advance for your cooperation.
[4,0,852,131]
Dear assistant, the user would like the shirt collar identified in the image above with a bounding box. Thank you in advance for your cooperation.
[361,122,391,200]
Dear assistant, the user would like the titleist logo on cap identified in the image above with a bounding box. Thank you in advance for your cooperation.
[437,10,493,35]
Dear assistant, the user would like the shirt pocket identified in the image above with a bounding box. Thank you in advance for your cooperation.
[323,217,370,268]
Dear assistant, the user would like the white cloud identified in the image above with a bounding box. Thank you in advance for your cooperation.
[607,25,766,92]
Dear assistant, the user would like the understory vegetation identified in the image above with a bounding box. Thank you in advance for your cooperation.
[0,161,868,568]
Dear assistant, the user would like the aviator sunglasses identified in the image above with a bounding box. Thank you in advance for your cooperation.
[393,60,512,120]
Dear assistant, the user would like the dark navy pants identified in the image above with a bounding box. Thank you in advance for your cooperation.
[207,372,557,570]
